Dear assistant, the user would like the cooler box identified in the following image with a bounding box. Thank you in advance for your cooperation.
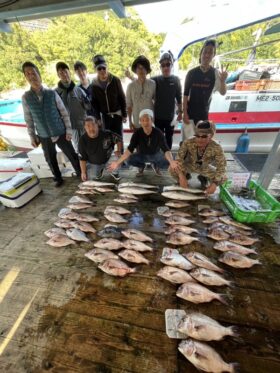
[0,158,32,181]
[0,172,42,208]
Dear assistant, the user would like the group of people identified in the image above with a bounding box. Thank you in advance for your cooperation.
[22,39,228,194]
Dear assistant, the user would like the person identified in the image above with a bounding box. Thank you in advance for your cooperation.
[74,61,93,105]
[107,109,179,177]
[182,39,228,141]
[152,52,182,149]
[126,55,156,131]
[78,116,122,181]
[55,61,91,152]
[169,120,227,194]
[21,61,81,187]
[91,55,127,142]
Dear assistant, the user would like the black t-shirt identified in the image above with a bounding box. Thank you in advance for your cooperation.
[152,75,182,121]
[78,130,121,165]
[184,66,216,123]
[127,127,170,155]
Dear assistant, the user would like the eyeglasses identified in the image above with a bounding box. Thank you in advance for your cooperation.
[195,134,209,139]
[97,66,106,71]
[161,63,171,68]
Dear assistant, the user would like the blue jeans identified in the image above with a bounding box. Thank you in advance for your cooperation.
[87,163,106,179]
[127,151,169,169]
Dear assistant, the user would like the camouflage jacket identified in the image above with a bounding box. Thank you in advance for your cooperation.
[175,138,227,185]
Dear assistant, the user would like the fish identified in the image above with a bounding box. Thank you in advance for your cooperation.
[157,206,191,218]
[66,228,90,242]
[207,228,230,241]
[58,208,79,220]
[118,187,156,195]
[98,226,123,239]
[68,195,93,204]
[163,185,203,194]
[176,282,228,305]
[165,225,199,235]
[162,191,205,201]
[81,181,115,187]
[178,339,238,372]
[93,187,114,193]
[157,266,193,284]
[219,216,252,231]
[190,268,233,287]
[67,203,92,210]
[118,182,158,189]
[198,208,225,217]
[46,234,75,247]
[104,212,128,223]
[219,251,261,268]
[84,248,118,263]
[224,225,252,236]
[160,248,194,270]
[114,197,138,204]
[104,206,131,215]
[178,313,238,341]
[54,219,74,229]
[122,239,153,252]
[185,252,224,273]
[71,221,96,233]
[229,234,259,246]
[121,229,153,242]
[76,189,97,195]
[94,238,124,250]
[74,213,99,222]
[98,258,136,277]
[44,227,66,238]
[165,216,195,226]
[167,232,199,245]
[119,249,149,264]
[165,201,190,208]
[119,193,138,200]
[213,241,257,255]
[202,217,219,224]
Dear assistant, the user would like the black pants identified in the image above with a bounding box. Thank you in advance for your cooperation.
[40,135,81,180]
[102,114,123,138]
[154,119,174,150]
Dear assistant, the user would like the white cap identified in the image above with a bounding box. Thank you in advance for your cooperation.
[139,109,154,120]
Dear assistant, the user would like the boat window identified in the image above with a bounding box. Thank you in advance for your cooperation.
[229,101,247,112]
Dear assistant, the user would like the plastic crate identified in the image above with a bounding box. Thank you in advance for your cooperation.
[235,80,266,91]
[220,179,280,223]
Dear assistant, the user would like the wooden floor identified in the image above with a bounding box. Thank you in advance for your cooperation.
[0,165,280,373]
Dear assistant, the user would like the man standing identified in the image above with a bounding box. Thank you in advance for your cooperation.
[108,109,179,177]
[126,55,155,131]
[91,55,127,141]
[152,52,182,149]
[55,61,91,152]
[21,61,80,187]
[74,61,93,105]
[78,116,122,181]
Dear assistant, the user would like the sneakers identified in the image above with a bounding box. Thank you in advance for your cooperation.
[110,172,121,181]
[54,178,64,187]
[151,164,162,176]
[197,175,208,190]
[95,168,105,180]
[136,166,145,177]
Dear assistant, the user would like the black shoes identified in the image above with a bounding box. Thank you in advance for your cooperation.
[95,168,105,180]
[55,178,64,187]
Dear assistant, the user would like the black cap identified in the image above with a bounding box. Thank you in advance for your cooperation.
[93,55,107,69]
[131,55,151,74]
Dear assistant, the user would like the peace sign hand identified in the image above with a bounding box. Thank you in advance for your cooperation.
[219,64,228,82]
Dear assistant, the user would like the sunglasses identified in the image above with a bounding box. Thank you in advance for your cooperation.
[161,62,171,68]
[195,134,209,139]
[97,66,106,71]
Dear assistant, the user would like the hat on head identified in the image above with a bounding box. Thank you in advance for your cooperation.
[131,55,151,74]
[93,54,107,69]
[139,109,154,120]
[159,52,173,64]
[195,120,216,136]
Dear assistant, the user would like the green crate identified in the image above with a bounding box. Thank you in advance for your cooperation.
[220,179,280,223]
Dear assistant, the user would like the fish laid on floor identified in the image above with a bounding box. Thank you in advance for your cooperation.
[178,339,238,373]
[165,216,195,226]
[176,282,227,305]
[104,206,131,215]
[58,208,79,220]
[85,248,118,263]
[157,206,191,218]
[166,232,199,245]
[44,227,67,238]
[76,189,97,195]
[202,217,219,224]
[114,197,138,204]
[81,181,115,187]
[162,191,205,201]
[178,313,238,341]
[118,186,157,195]
[198,208,225,217]
[93,187,114,193]
[67,203,92,210]
[165,225,198,235]
[66,228,90,242]
[54,219,74,229]
[190,268,233,287]
[229,234,259,246]
[165,201,190,208]
[68,195,93,204]
[160,248,194,270]
[118,182,158,189]
[119,193,138,200]
[121,229,153,242]
[157,266,193,284]
[98,258,136,277]
[119,249,149,264]
[74,213,99,222]
[94,238,124,250]
[71,221,96,233]
[46,234,75,247]
[219,251,261,268]
[104,212,128,223]
[122,239,153,252]
[163,185,203,194]
[207,228,230,241]
[224,225,252,236]
[185,252,224,273]
[213,241,257,255]
[219,216,252,231]
[97,226,123,239]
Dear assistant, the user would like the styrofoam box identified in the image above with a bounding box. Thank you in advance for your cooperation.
[27,146,69,165]
[0,158,32,181]
[31,162,75,179]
